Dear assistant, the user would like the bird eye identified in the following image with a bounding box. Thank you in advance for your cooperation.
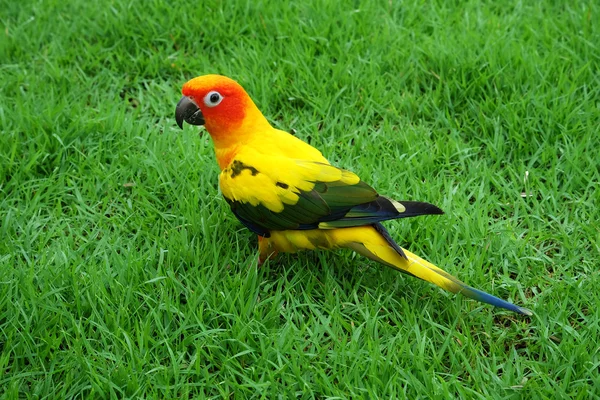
[204,91,223,107]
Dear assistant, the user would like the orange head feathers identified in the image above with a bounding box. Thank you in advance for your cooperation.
[176,75,270,147]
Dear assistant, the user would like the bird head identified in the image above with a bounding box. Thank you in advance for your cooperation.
[175,74,268,143]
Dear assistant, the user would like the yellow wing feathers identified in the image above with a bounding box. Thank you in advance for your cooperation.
[219,155,361,212]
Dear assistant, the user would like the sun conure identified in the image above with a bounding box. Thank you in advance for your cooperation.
[175,74,531,316]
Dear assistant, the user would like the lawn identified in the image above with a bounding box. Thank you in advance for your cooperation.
[1,0,599,398]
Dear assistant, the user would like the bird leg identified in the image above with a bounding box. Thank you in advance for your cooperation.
[257,235,278,266]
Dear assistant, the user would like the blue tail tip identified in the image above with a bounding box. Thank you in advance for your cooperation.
[465,286,533,316]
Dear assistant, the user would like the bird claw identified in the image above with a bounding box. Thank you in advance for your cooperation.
[257,250,278,267]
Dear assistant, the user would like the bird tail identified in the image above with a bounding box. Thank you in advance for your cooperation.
[343,224,532,316]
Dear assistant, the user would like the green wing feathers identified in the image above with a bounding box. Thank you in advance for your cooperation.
[318,197,443,229]
[220,157,443,235]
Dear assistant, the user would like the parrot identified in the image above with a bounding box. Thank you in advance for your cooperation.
[175,74,532,316]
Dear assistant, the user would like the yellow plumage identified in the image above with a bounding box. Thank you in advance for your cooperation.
[262,227,485,296]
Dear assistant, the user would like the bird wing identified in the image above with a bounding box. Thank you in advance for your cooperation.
[219,154,442,237]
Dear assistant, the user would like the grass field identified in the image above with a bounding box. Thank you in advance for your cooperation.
[2,0,599,398]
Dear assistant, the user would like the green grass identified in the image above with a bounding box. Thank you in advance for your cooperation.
[1,0,599,397]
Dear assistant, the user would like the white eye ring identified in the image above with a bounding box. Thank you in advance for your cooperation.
[204,91,223,107]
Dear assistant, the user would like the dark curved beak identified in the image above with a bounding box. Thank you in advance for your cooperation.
[175,96,205,129]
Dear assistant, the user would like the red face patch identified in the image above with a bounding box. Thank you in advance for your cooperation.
[182,76,249,137]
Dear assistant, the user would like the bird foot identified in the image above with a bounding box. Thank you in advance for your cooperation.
[257,250,278,267]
